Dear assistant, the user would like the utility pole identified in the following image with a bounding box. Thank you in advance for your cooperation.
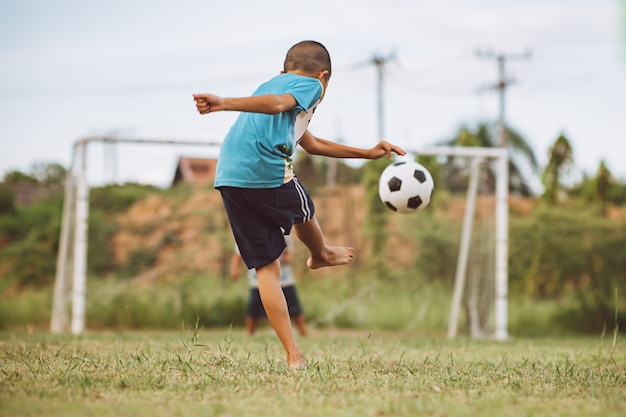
[356,52,396,140]
[474,48,529,342]
[475,48,531,147]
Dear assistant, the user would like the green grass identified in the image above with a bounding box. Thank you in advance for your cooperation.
[1,328,624,417]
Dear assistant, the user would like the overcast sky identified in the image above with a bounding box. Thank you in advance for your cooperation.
[1,0,625,188]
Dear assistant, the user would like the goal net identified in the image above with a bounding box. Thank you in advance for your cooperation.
[50,136,221,334]
[409,146,509,340]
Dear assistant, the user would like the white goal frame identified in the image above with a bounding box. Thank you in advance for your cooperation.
[51,139,508,341]
[50,136,220,334]
[410,146,509,341]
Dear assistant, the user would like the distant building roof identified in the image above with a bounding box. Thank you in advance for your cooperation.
[172,157,217,187]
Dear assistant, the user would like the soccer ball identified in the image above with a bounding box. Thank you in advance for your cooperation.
[378,160,434,213]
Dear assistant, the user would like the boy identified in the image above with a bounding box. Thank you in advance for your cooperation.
[193,40,405,369]
[231,236,307,337]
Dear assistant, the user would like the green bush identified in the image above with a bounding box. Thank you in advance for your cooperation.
[0,269,620,337]
[394,198,625,335]
[509,204,625,332]
[0,183,166,288]
[86,208,118,276]
[117,248,158,278]
[0,288,51,330]
[0,184,16,215]
[2,179,625,336]
[85,275,247,330]
[0,196,62,288]
[89,183,160,214]
[413,216,462,288]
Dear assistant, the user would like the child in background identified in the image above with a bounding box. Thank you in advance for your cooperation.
[231,236,307,337]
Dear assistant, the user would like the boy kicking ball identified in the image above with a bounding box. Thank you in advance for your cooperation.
[193,40,405,369]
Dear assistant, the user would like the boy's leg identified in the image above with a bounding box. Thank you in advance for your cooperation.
[256,259,306,369]
[293,216,356,269]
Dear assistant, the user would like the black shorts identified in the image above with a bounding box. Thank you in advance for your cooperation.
[217,178,315,269]
[248,285,304,318]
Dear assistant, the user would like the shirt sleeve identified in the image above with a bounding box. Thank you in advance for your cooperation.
[287,78,323,111]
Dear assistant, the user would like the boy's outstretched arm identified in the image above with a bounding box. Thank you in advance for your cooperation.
[193,93,297,115]
[299,130,406,160]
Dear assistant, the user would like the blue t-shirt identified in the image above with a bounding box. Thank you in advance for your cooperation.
[214,73,323,188]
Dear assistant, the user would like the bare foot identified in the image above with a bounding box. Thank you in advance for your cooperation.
[287,351,307,370]
[307,246,356,269]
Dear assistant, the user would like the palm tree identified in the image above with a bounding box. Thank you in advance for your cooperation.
[437,122,539,196]
[541,133,573,205]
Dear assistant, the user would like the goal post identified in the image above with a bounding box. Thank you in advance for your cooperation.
[411,146,509,341]
[50,136,221,334]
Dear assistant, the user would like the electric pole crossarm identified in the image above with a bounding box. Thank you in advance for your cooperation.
[475,48,531,147]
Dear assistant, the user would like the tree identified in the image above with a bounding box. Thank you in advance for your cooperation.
[3,170,38,185]
[570,163,626,207]
[0,184,16,215]
[594,160,612,216]
[30,162,67,186]
[541,133,573,205]
[438,122,539,196]
[2,162,66,187]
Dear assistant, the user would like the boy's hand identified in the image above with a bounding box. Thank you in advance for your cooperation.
[372,140,407,160]
[193,93,223,114]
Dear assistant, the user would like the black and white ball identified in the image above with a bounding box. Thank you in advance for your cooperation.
[378,160,434,213]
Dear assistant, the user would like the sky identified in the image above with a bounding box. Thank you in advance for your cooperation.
[1,0,625,189]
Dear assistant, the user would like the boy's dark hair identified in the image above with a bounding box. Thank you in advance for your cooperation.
[284,41,332,78]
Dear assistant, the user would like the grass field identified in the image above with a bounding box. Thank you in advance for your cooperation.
[1,326,624,417]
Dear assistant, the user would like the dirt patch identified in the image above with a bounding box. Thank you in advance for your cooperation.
[110,186,543,279]
[111,190,229,278]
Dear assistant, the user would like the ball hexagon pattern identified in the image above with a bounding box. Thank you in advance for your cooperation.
[378,160,434,214]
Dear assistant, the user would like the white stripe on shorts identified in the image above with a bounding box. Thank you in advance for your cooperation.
[293,178,312,222]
